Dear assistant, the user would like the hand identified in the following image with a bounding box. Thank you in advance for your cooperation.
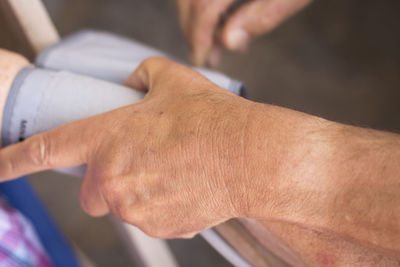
[177,0,312,66]
[0,57,268,238]
[0,57,338,240]
[1,57,399,255]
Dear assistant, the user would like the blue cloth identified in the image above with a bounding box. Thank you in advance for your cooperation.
[0,177,80,267]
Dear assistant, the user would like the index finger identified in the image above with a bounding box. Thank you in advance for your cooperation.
[0,117,95,181]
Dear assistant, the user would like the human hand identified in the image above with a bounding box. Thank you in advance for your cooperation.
[0,57,336,239]
[0,57,271,238]
[177,0,312,66]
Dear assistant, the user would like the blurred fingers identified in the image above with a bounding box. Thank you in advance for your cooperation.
[181,0,234,66]
[222,0,312,51]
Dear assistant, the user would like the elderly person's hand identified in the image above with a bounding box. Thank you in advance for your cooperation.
[0,58,399,261]
[0,57,287,238]
[0,57,320,239]
[177,0,312,66]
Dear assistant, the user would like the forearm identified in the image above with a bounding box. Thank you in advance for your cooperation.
[251,219,400,266]
[0,50,30,147]
[317,125,400,254]
[242,102,400,255]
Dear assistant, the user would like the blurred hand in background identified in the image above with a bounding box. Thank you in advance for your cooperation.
[177,0,312,67]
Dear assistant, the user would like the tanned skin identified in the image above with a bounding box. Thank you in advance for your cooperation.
[0,54,399,265]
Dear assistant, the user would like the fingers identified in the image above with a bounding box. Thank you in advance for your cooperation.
[208,45,222,68]
[179,0,234,66]
[178,0,311,65]
[221,0,312,51]
[80,168,109,217]
[0,118,94,181]
[176,0,191,37]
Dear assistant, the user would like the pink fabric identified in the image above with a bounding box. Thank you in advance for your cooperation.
[0,198,52,267]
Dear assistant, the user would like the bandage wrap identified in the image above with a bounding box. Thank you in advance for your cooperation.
[2,68,145,146]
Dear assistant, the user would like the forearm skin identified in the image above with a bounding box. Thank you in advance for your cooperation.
[0,49,30,147]
[253,219,400,266]
[241,103,400,262]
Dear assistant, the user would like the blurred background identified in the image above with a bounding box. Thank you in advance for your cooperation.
[1,0,399,266]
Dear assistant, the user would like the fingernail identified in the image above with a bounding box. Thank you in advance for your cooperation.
[227,28,249,51]
[208,46,221,68]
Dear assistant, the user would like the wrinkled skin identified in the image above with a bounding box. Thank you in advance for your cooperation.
[176,1,400,265]
[243,219,400,266]
[0,57,262,238]
[0,54,399,265]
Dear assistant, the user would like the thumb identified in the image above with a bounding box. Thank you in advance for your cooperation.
[221,0,312,51]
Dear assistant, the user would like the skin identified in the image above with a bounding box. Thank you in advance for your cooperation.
[177,0,312,66]
[0,3,398,265]
[0,56,399,266]
[0,49,30,147]
[242,219,400,266]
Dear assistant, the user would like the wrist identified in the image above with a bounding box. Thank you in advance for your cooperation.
[0,49,30,147]
[237,102,340,221]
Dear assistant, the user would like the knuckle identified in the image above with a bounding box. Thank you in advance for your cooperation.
[99,177,141,221]
[117,204,134,222]
[26,135,52,167]
[141,56,170,70]
[99,175,120,197]
[116,203,144,225]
